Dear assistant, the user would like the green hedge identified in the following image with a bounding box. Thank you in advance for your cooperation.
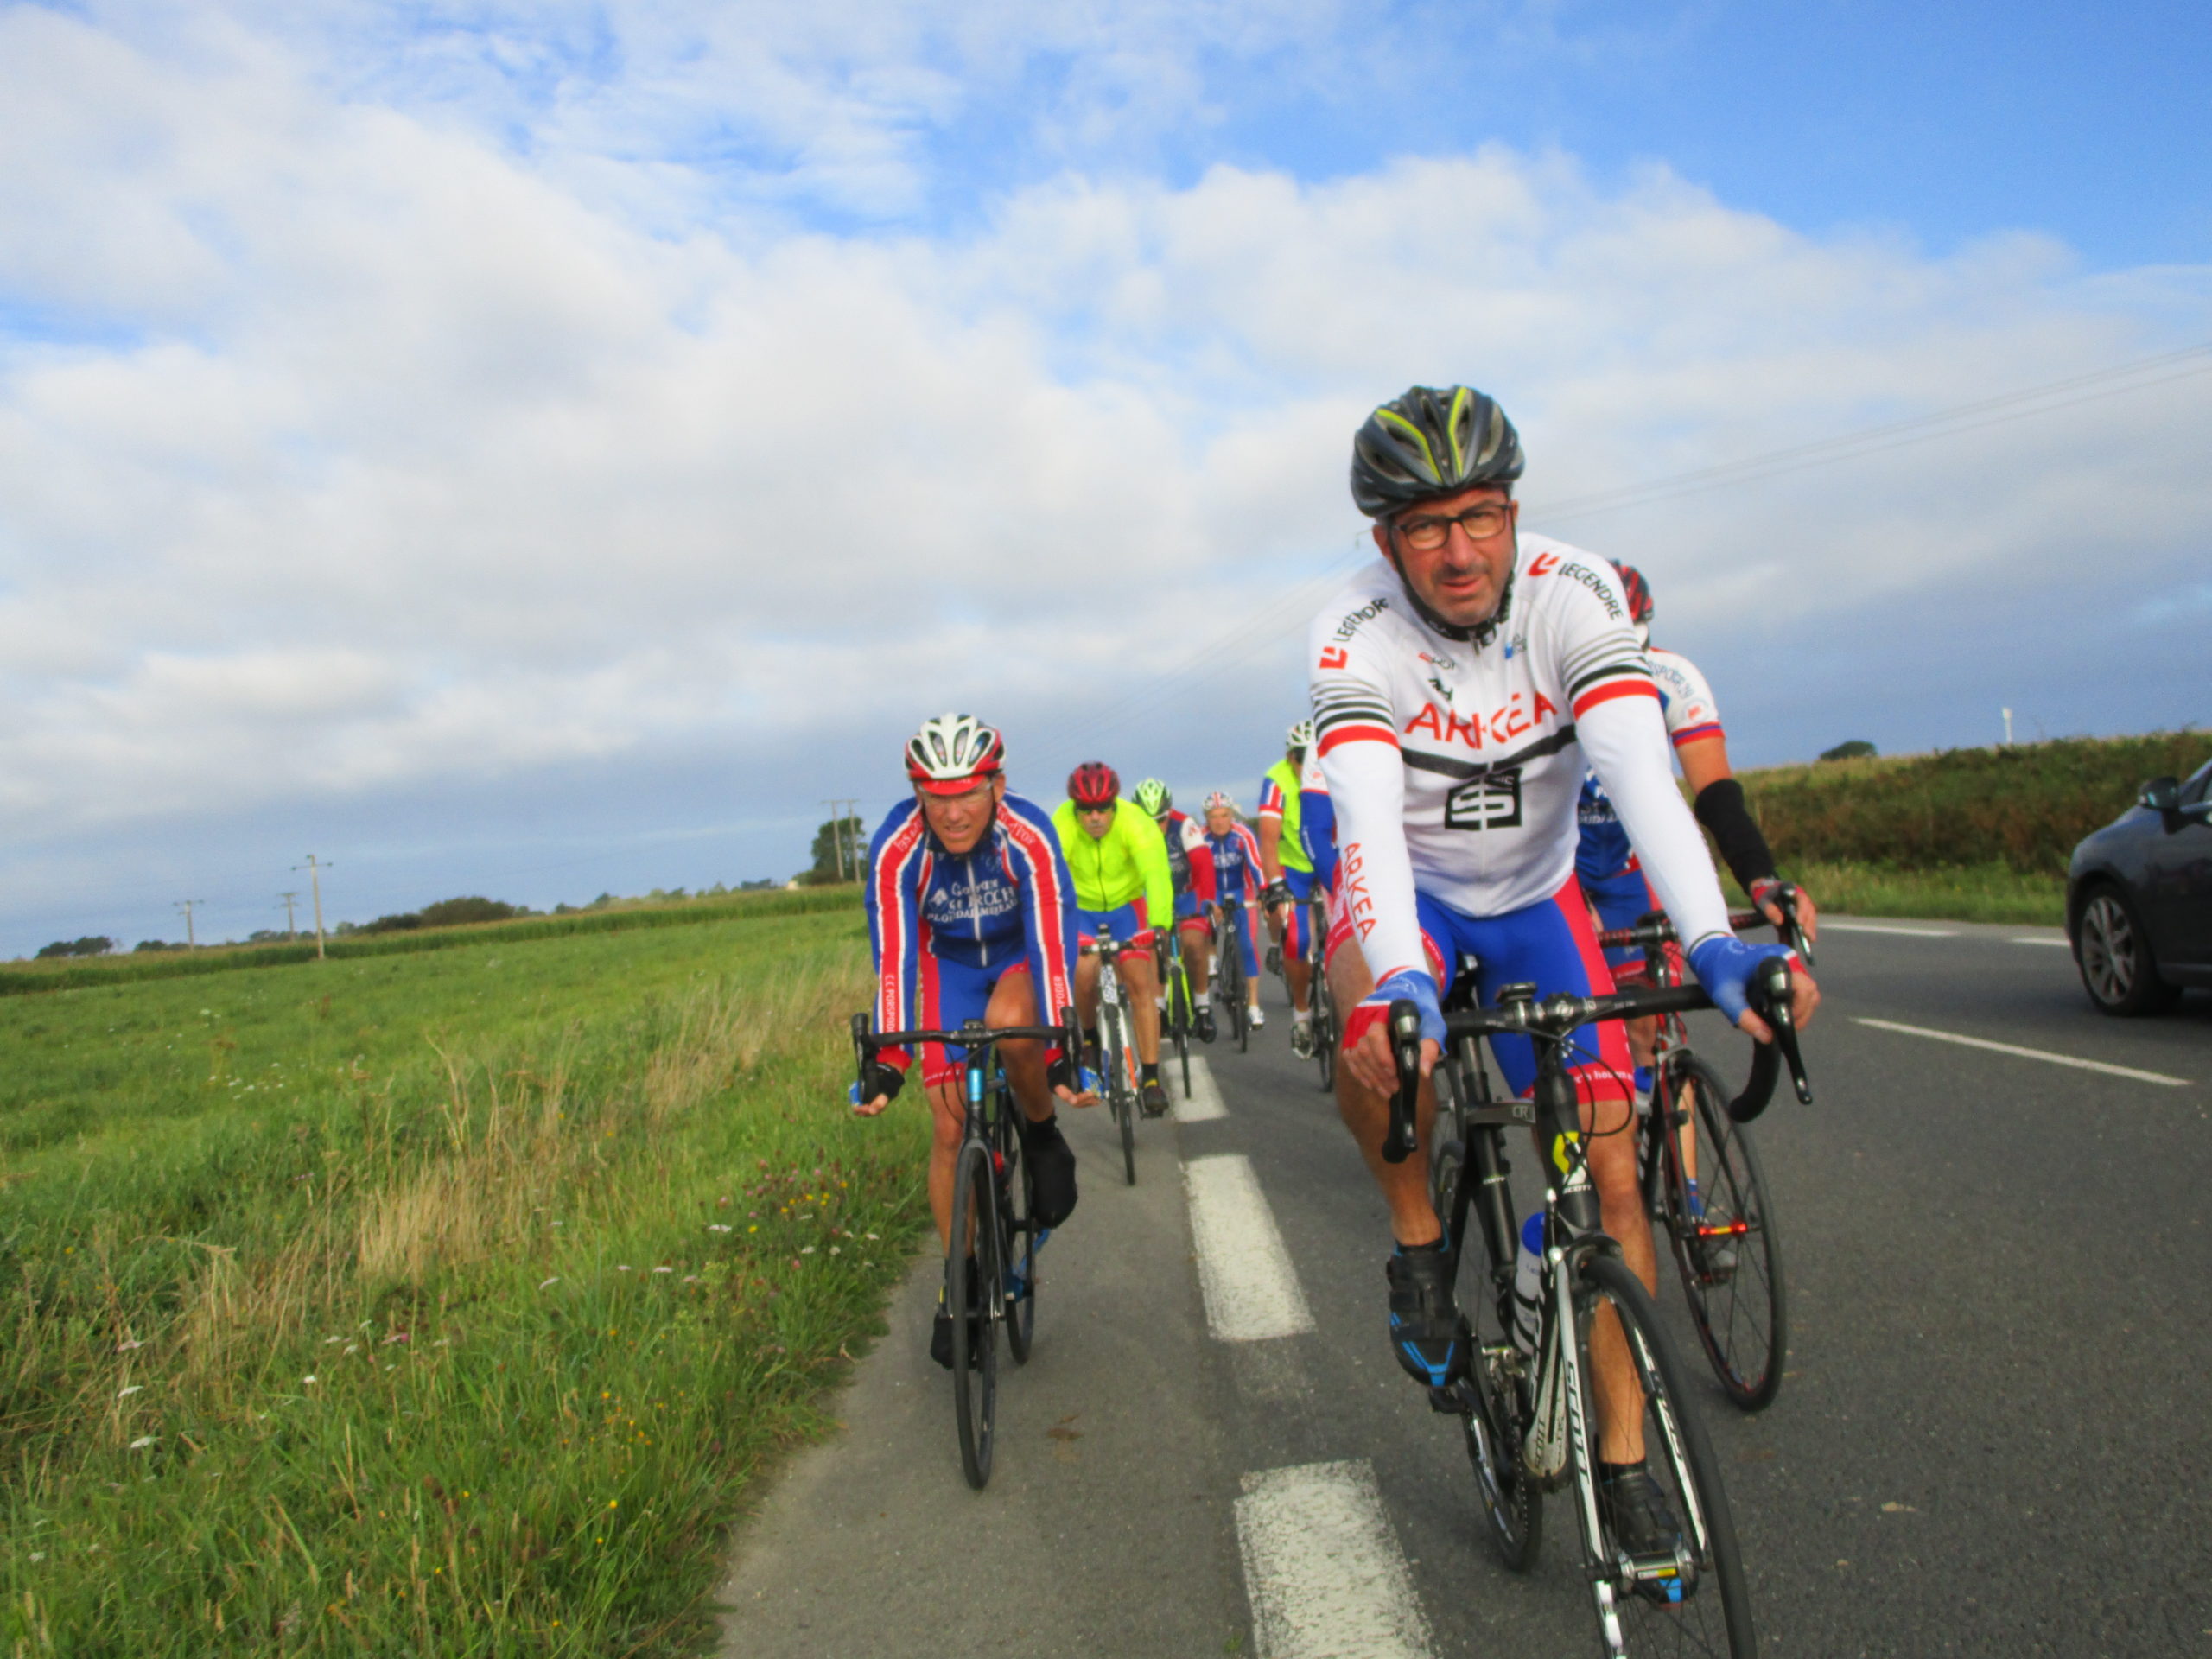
[0,887,864,997]
[1743,731,2206,876]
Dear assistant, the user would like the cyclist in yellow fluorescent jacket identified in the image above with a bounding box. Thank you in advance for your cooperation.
[1053,761,1176,1118]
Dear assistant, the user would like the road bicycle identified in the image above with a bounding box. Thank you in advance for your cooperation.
[1304,892,1338,1090]
[851,1007,1077,1489]
[1593,887,1811,1410]
[1084,928,1141,1185]
[1387,958,1810,1656]
[1156,922,1197,1098]
[1212,900,1254,1052]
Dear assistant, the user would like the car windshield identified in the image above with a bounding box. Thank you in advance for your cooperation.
[2183,759,2212,807]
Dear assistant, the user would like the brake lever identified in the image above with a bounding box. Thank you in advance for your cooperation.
[1775,882,1816,971]
[1758,955,1813,1106]
[849,1010,874,1099]
[1382,998,1423,1165]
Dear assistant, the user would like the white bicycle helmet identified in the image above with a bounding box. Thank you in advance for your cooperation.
[905,713,1006,795]
[1286,720,1315,753]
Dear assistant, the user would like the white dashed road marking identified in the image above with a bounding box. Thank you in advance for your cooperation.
[1236,1460,1436,1659]
[1183,1154,1314,1341]
[1854,1017,2190,1087]
[2012,936,2072,947]
[1175,1055,1229,1122]
[1823,921,1959,938]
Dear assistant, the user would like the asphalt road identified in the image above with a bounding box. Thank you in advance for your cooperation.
[716,920,2212,1658]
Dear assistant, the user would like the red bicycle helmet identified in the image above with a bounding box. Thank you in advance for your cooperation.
[1068,762,1120,808]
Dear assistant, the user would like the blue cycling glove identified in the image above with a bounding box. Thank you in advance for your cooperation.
[1344,968,1446,1052]
[1687,936,1794,1027]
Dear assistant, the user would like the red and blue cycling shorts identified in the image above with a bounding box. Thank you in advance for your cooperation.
[1329,874,1633,1105]
[906,954,1041,1089]
[1077,899,1154,958]
[1581,864,1684,984]
[1172,889,1211,933]
[1274,867,1318,957]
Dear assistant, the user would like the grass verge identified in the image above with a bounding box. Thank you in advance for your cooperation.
[0,907,925,1656]
[1732,860,2065,927]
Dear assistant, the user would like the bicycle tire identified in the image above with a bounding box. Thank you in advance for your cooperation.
[1433,1101,1544,1572]
[1104,1003,1137,1186]
[949,1141,1000,1489]
[1219,923,1249,1052]
[1310,949,1337,1091]
[1654,1057,1788,1411]
[1171,959,1193,1096]
[1000,1102,1038,1365]
[1573,1254,1757,1658]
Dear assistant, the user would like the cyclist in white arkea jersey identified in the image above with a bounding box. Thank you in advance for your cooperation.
[1313,384,1820,1556]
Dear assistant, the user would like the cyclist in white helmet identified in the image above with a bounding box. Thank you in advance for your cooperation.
[1258,720,1320,1054]
[858,713,1092,1369]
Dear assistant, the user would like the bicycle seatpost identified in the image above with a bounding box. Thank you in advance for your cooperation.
[1382,998,1423,1164]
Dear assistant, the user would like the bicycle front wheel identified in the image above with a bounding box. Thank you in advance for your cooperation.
[1574,1255,1756,1657]
[949,1141,1001,1488]
[1310,953,1337,1090]
[1170,963,1193,1096]
[1220,930,1249,1052]
[1656,1058,1788,1411]
[1104,1005,1137,1185]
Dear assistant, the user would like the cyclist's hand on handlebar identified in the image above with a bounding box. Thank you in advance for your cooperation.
[849,1058,906,1116]
[1046,1052,1098,1109]
[1750,877,1820,944]
[1687,937,1820,1044]
[1342,969,1444,1097]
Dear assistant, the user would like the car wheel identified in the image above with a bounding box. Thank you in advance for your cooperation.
[2075,885,2183,1016]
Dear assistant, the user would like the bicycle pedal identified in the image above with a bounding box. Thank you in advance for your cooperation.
[1427,1379,1476,1416]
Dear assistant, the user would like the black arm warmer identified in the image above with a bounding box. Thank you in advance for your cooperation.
[1693,777,1778,895]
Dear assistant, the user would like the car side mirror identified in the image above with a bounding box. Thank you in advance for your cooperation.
[2139,776,2181,814]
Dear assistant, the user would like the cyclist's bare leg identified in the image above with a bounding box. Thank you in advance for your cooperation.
[1285,915,1313,1015]
[925,1075,969,1254]
[1183,919,1213,1000]
[1326,944,1442,1246]
[984,967,1060,1125]
[1585,1096,1656,1465]
[1118,948,1162,1064]
[1074,950,1102,1033]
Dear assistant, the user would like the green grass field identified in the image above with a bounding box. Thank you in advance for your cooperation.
[0,906,926,1656]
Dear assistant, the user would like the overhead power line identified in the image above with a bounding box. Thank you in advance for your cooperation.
[1043,339,2212,765]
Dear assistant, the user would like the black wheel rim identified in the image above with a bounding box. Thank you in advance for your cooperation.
[950,1146,999,1488]
[1662,1061,1787,1410]
[1002,1120,1037,1364]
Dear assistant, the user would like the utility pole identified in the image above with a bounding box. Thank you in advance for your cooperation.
[175,899,205,950]
[278,891,300,939]
[820,798,860,881]
[2002,707,2014,747]
[294,855,331,959]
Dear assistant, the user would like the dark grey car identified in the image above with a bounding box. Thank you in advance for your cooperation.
[2067,755,2212,1014]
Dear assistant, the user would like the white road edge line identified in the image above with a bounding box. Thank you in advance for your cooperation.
[1236,1459,1437,1659]
[2012,936,2072,947]
[1823,921,1960,937]
[1853,1017,2190,1087]
[1183,1154,1315,1341]
[1175,1054,1229,1122]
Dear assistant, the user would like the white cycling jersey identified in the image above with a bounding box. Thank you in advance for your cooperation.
[1578,644,1727,878]
[1309,537,1733,987]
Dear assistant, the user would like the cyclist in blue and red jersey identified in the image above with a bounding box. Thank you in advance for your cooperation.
[1135,779,1221,1043]
[1315,385,1821,1554]
[1203,792,1267,1030]
[856,713,1091,1369]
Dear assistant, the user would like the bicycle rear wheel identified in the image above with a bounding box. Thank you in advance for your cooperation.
[1218,925,1249,1052]
[1573,1255,1757,1657]
[1170,961,1193,1096]
[1104,1004,1137,1185]
[948,1141,1001,1488]
[1309,942,1337,1090]
[1000,1106,1038,1364]
[1655,1057,1788,1411]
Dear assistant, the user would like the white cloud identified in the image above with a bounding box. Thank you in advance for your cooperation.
[0,1,2207,933]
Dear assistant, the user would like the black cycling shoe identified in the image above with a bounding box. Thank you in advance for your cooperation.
[1195,1005,1217,1044]
[1265,943,1283,976]
[928,1274,984,1370]
[1140,1077,1171,1118]
[1384,1245,1465,1387]
[1018,1115,1079,1227]
[1600,1462,1685,1561]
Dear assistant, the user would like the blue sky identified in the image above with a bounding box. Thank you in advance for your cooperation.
[0,0,2205,953]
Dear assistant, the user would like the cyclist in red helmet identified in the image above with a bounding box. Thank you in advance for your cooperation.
[858,714,1092,1370]
[1052,763,1176,1118]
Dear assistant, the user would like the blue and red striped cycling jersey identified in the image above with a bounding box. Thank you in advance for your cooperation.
[864,791,1078,1071]
[1205,820,1263,903]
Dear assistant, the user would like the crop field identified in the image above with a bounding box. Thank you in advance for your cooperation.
[0,904,927,1656]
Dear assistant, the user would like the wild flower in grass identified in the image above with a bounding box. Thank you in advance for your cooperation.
[28,1553,42,1563]
[616,1264,632,1273]
[116,1386,142,1398]
[652,1266,671,1274]
[800,1246,816,1255]
[303,1376,319,1385]
[129,1436,158,1450]
[706,1224,732,1234]
[866,1232,880,1241]
[116,1339,143,1352]
[829,1246,841,1256]
[539,1277,560,1289]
